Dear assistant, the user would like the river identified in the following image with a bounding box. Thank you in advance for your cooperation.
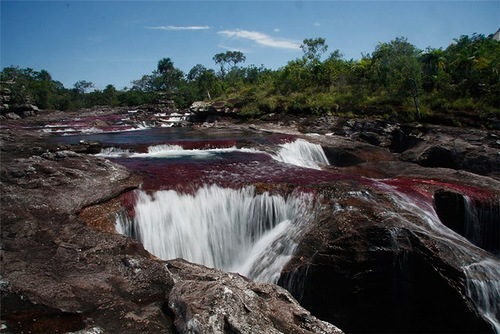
[48,123,500,333]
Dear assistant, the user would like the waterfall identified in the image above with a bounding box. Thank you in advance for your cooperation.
[98,138,329,170]
[97,144,259,159]
[380,184,500,332]
[272,139,329,170]
[434,190,499,256]
[116,185,316,283]
[96,147,131,158]
[147,144,184,153]
[464,260,500,333]
[463,196,500,256]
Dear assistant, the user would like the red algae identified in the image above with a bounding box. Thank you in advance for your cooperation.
[120,189,138,218]
[381,178,496,203]
[163,139,238,150]
[111,152,359,194]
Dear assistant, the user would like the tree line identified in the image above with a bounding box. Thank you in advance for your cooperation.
[1,32,499,123]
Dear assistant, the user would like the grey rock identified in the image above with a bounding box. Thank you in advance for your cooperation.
[168,259,343,334]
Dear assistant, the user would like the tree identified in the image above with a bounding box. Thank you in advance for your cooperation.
[445,33,500,99]
[73,80,94,94]
[276,58,310,94]
[32,70,58,109]
[420,47,447,92]
[187,64,220,100]
[102,84,119,106]
[0,66,62,109]
[366,37,424,118]
[213,51,246,77]
[131,75,156,92]
[301,38,328,61]
[370,37,422,101]
[153,57,185,92]
[322,50,350,91]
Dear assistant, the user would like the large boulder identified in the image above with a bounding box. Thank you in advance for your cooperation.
[167,259,343,334]
[300,118,500,178]
[279,182,499,333]
[190,101,211,112]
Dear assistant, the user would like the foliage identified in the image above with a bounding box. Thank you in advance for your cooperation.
[2,31,498,123]
[301,38,328,61]
[213,51,246,77]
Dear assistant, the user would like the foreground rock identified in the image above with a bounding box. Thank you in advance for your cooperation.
[0,128,343,333]
[168,259,342,334]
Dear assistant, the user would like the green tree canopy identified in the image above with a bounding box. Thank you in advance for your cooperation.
[369,37,422,101]
[301,38,328,61]
[153,58,185,92]
[213,51,246,77]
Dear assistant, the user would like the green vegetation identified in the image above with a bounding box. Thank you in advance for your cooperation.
[1,32,499,124]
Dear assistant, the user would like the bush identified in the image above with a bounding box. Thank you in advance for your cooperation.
[239,103,263,117]
[306,93,339,115]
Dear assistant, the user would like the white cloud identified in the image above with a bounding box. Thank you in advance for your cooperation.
[273,28,280,32]
[218,29,300,50]
[146,25,210,31]
[314,22,321,27]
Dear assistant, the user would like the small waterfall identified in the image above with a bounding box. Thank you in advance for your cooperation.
[98,138,329,171]
[96,147,131,158]
[463,196,500,256]
[434,190,499,256]
[116,185,316,283]
[272,139,329,170]
[147,144,184,153]
[381,185,500,332]
[464,260,500,334]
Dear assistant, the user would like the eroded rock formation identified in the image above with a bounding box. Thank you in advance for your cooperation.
[0,126,344,333]
[279,183,498,333]
[2,110,499,333]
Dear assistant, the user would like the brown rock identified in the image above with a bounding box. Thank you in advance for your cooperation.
[279,183,498,333]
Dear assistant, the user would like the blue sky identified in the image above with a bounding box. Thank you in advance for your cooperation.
[2,1,499,90]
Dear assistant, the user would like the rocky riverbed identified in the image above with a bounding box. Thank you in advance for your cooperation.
[1,110,342,333]
[1,108,499,333]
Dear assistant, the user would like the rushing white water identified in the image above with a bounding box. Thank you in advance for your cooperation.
[96,147,131,158]
[464,260,500,333]
[147,144,184,153]
[116,185,316,283]
[98,138,330,170]
[272,138,329,170]
[378,183,500,332]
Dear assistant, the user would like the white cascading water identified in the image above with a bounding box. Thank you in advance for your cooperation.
[116,185,316,283]
[97,144,248,159]
[98,138,330,170]
[272,138,329,170]
[464,260,500,333]
[378,184,500,332]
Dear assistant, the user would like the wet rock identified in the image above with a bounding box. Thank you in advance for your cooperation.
[390,125,425,153]
[279,184,499,333]
[1,125,345,334]
[322,147,365,167]
[434,190,500,256]
[4,112,21,120]
[303,118,500,179]
[397,126,500,178]
[2,110,499,334]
